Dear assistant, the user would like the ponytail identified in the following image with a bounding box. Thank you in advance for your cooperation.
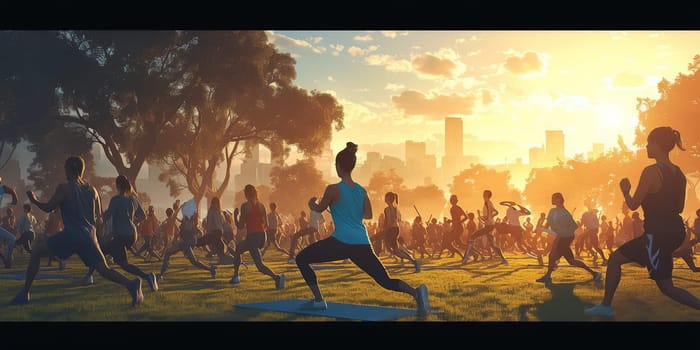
[673,129,686,151]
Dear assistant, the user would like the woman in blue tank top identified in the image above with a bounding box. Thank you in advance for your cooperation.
[586,127,700,317]
[295,142,430,317]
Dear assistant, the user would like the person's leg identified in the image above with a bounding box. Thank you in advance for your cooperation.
[599,240,641,307]
[12,237,50,303]
[246,232,281,285]
[296,237,348,301]
[182,244,211,272]
[538,237,565,281]
[114,236,149,279]
[159,243,182,277]
[485,230,507,263]
[232,239,251,279]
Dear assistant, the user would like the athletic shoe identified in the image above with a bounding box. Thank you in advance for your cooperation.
[147,272,159,292]
[414,259,422,273]
[157,273,165,282]
[416,284,430,317]
[301,299,328,310]
[230,275,240,284]
[276,274,285,290]
[10,292,30,305]
[584,303,614,317]
[210,265,217,279]
[81,274,94,286]
[536,276,552,283]
[593,272,603,281]
[128,278,144,307]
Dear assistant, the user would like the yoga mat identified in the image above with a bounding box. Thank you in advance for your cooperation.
[234,298,436,321]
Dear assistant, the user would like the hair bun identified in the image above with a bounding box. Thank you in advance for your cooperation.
[346,142,358,154]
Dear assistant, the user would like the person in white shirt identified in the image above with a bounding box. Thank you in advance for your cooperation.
[262,202,289,257]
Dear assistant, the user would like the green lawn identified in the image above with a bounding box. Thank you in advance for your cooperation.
[2,249,700,322]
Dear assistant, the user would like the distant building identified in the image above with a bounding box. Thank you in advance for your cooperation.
[545,130,565,165]
[529,146,545,168]
[587,143,605,161]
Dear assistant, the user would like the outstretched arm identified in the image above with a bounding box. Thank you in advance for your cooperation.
[27,184,67,214]
[3,185,18,205]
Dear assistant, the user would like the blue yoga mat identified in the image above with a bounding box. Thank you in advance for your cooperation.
[234,299,431,321]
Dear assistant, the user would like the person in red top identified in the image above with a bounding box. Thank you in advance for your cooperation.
[230,184,284,289]
[135,205,161,261]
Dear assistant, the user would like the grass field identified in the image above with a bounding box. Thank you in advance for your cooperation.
[2,248,700,322]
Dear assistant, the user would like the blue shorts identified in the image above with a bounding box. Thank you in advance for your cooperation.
[47,229,106,268]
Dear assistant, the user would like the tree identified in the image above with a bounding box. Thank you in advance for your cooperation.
[153,31,344,207]
[399,185,446,223]
[0,30,198,189]
[269,159,327,217]
[635,54,700,213]
[449,164,522,216]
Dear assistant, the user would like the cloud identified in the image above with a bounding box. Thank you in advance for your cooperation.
[266,31,326,54]
[391,90,480,119]
[503,50,548,76]
[354,34,373,42]
[411,53,458,78]
[347,45,379,57]
[385,83,405,91]
[365,54,412,72]
[327,76,335,82]
[380,31,408,39]
[411,48,466,79]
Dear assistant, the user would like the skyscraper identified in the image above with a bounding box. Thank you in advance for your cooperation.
[443,117,463,177]
[545,130,565,165]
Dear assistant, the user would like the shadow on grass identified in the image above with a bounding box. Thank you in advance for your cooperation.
[518,280,596,321]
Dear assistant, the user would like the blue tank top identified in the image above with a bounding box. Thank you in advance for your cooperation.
[330,181,370,245]
[61,181,98,237]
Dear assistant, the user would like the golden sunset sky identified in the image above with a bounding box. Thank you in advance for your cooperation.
[265,30,700,166]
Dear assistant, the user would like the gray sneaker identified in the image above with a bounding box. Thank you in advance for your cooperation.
[416,284,430,317]
[147,272,159,292]
[81,274,94,286]
[275,274,285,290]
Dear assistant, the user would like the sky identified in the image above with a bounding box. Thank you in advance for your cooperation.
[264,30,700,165]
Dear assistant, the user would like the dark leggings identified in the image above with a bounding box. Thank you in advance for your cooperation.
[160,237,211,276]
[196,229,227,258]
[289,227,318,258]
[91,234,149,279]
[14,231,35,253]
[296,236,403,292]
[233,231,277,279]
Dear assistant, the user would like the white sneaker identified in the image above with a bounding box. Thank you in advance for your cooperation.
[275,274,285,290]
[147,272,159,292]
[301,299,327,310]
[416,284,430,316]
[584,303,614,317]
[81,274,94,286]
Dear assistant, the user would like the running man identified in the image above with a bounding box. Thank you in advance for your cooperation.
[580,200,608,266]
[159,209,216,281]
[536,192,602,284]
[500,201,543,265]
[197,196,233,266]
[262,202,289,257]
[135,205,161,261]
[11,156,144,306]
[230,184,284,289]
[585,127,700,317]
[14,203,38,254]
[82,175,158,292]
[463,190,508,265]
[295,142,430,316]
[288,210,320,264]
